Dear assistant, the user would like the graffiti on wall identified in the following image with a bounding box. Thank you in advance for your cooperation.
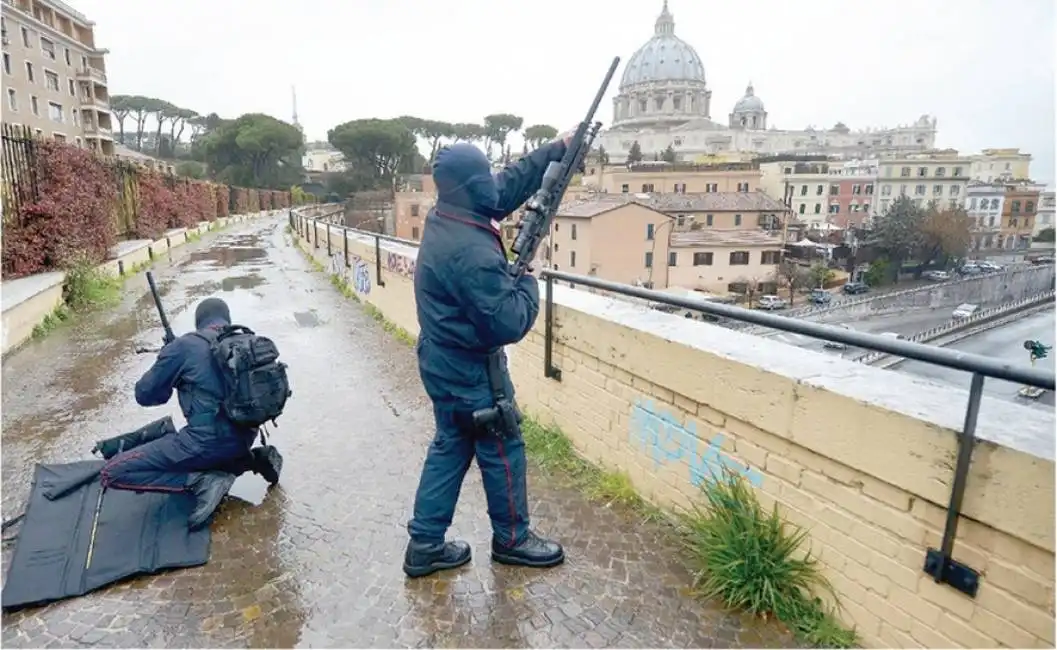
[629,397,764,488]
[328,251,371,295]
[385,252,417,279]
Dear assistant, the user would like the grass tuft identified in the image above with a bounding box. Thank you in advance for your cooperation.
[63,257,122,313]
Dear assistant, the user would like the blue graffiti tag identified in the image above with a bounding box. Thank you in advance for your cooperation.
[352,259,371,295]
[629,397,763,488]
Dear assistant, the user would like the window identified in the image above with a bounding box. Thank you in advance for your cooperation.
[990,198,999,209]
[570,251,577,267]
[2,53,9,75]
[729,251,750,265]
[45,70,59,91]
[915,185,926,196]
[71,108,79,125]
[933,185,943,196]
[621,183,629,193]
[761,251,781,264]
[25,61,34,83]
[676,215,685,227]
[1012,200,1021,212]
[936,167,946,177]
[900,167,911,177]
[738,182,749,192]
[865,183,874,195]
[705,183,718,192]
[970,198,977,210]
[674,183,686,193]
[1026,201,1035,213]
[899,184,908,195]
[30,95,39,116]
[68,78,75,95]
[410,204,419,217]
[852,184,861,195]
[953,167,963,177]
[815,185,823,195]
[64,48,71,66]
[21,26,30,47]
[672,96,682,111]
[48,101,63,122]
[641,183,654,192]
[814,204,821,214]
[734,214,742,226]
[639,99,647,113]
[800,185,808,196]
[53,133,65,143]
[644,252,653,268]
[828,204,840,214]
[881,185,892,196]
[693,252,713,266]
[6,88,16,111]
[917,167,927,177]
[40,37,55,60]
[646,224,655,240]
[798,204,805,214]
[570,224,577,240]
[668,252,677,266]
[949,185,960,196]
[412,226,419,240]
[829,184,839,196]
[74,137,81,147]
[706,214,713,226]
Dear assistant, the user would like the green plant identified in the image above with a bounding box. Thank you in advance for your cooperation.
[679,468,856,648]
[62,257,122,312]
[31,304,70,338]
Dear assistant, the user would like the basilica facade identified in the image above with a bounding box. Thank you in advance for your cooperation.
[599,2,939,162]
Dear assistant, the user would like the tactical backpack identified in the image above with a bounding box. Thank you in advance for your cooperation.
[193,325,291,428]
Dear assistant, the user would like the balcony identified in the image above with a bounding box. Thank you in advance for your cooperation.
[79,95,110,112]
[75,66,107,86]
[82,122,112,140]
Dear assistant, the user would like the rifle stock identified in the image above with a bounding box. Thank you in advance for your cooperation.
[509,57,620,278]
[146,271,175,345]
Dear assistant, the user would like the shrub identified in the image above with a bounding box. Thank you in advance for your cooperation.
[233,187,249,214]
[135,171,177,238]
[2,141,118,279]
[216,184,230,218]
[173,180,213,227]
[62,253,121,312]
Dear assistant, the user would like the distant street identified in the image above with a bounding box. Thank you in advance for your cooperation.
[897,309,1055,411]
[764,309,960,354]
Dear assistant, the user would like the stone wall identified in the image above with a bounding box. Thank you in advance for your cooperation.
[294,212,1056,649]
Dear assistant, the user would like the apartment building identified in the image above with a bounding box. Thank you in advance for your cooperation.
[548,193,786,295]
[966,182,1005,250]
[392,173,435,241]
[970,148,1032,183]
[758,157,833,228]
[825,159,878,229]
[874,151,970,217]
[1,0,113,154]
[999,181,1043,250]
[1034,191,1055,238]
[581,161,762,195]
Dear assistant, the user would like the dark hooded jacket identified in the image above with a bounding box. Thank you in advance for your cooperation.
[134,297,247,445]
[415,141,566,410]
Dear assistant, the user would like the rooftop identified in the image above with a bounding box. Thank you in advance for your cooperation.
[669,228,784,248]
[557,192,788,218]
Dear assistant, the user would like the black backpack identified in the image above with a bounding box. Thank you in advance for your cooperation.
[193,325,291,428]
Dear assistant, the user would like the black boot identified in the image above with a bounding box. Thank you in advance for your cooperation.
[186,471,236,530]
[491,530,565,568]
[251,445,283,486]
[402,539,472,578]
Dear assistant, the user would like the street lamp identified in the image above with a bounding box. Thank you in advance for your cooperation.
[646,218,676,289]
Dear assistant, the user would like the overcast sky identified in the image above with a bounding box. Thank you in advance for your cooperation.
[79,0,1055,184]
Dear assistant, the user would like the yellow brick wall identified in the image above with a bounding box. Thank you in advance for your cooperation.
[291,211,1057,649]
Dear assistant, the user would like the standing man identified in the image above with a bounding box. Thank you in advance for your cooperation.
[403,137,569,578]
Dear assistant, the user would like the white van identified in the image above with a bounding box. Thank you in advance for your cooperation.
[952,303,978,319]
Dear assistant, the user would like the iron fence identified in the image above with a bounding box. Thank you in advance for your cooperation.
[537,268,1054,602]
[1,123,39,225]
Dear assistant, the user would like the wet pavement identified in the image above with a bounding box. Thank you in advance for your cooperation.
[1,217,798,648]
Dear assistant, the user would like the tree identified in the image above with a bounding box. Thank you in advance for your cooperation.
[627,140,643,164]
[483,113,523,161]
[523,124,558,149]
[201,113,304,189]
[152,100,179,156]
[775,259,809,304]
[867,196,925,280]
[175,161,206,179]
[110,95,133,145]
[328,118,417,192]
[1036,227,1055,243]
[733,276,763,305]
[662,144,677,163]
[918,206,973,267]
[808,262,835,288]
[168,108,199,153]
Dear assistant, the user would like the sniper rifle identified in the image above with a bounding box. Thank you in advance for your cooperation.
[508,56,620,278]
[135,271,175,354]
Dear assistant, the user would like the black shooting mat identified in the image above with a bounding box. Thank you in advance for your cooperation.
[2,460,211,610]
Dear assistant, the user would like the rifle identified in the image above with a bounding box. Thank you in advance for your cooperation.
[136,271,175,354]
[508,56,620,278]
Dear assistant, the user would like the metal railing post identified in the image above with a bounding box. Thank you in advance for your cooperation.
[375,235,386,288]
[544,274,562,381]
[344,228,350,268]
[327,223,332,256]
[313,218,319,248]
[924,372,985,598]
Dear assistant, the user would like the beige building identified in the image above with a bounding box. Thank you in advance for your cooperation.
[581,161,762,195]
[1034,190,1055,238]
[1,0,113,155]
[548,193,785,295]
[392,174,435,241]
[874,151,971,217]
[970,148,1032,183]
[758,158,831,227]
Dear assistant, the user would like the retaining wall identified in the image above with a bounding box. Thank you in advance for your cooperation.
[0,210,280,356]
[292,211,1056,649]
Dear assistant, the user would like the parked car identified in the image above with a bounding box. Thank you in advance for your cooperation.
[756,295,788,310]
[879,332,907,340]
[959,263,983,275]
[823,324,854,350]
[978,261,1004,273]
[809,288,832,305]
[952,303,978,319]
[842,281,870,295]
[923,270,952,281]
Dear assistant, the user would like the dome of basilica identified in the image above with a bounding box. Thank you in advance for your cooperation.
[732,84,765,113]
[619,1,706,89]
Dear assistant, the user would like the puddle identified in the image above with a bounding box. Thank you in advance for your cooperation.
[293,311,321,328]
[185,246,267,268]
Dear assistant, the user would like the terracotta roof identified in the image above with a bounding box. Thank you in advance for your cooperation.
[556,195,640,217]
[669,228,785,248]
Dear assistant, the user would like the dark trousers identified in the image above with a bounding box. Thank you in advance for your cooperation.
[101,427,254,492]
[408,404,530,548]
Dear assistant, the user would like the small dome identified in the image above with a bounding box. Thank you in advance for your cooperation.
[619,1,707,88]
[732,83,765,113]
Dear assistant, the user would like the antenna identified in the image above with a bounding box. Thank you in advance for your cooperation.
[291,85,301,130]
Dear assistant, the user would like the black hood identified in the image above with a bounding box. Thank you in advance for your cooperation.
[194,297,231,330]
